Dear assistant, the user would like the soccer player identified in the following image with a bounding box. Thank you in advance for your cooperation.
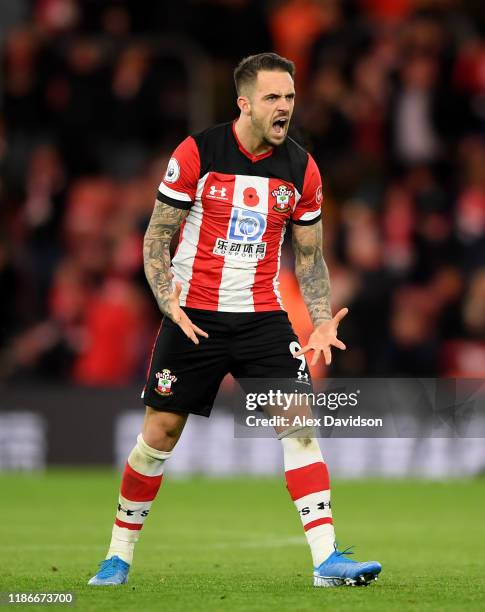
[89,53,381,587]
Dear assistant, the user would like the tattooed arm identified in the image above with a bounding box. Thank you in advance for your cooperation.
[292,221,332,326]
[292,221,348,365]
[143,199,187,317]
[143,199,208,343]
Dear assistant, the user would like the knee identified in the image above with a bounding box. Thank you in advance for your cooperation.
[161,421,184,441]
[143,408,187,451]
[159,413,185,439]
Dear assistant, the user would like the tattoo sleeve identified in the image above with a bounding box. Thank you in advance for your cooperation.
[143,199,189,318]
[292,221,332,326]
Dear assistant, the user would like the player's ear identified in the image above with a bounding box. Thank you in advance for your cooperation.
[237,95,251,116]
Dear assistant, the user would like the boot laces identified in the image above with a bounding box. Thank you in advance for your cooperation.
[335,544,355,558]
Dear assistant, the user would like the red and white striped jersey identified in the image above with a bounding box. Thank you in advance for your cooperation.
[157,121,323,312]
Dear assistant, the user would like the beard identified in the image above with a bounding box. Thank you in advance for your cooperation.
[251,112,288,148]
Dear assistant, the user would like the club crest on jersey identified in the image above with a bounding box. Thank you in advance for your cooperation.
[271,185,294,213]
[155,369,177,396]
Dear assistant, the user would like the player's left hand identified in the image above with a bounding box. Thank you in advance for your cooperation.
[294,308,348,366]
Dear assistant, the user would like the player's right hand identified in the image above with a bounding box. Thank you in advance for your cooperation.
[165,282,209,344]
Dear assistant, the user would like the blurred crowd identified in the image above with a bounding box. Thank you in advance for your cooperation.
[1,0,485,386]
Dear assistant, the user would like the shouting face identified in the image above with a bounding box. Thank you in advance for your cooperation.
[241,70,295,148]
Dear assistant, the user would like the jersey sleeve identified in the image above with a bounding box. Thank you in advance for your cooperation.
[291,153,323,225]
[157,136,200,210]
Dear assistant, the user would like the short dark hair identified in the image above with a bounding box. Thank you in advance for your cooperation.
[234,52,295,95]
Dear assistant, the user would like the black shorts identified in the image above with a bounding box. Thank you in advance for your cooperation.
[142,308,312,417]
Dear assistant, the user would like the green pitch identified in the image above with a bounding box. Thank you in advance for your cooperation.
[0,471,484,611]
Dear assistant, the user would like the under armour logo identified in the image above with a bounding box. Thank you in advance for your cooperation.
[118,504,135,516]
[208,185,227,199]
[297,371,309,381]
[118,503,150,518]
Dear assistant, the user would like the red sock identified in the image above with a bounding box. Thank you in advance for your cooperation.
[280,430,335,566]
[107,434,171,564]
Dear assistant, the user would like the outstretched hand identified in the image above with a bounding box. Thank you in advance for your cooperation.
[165,282,209,345]
[294,308,348,366]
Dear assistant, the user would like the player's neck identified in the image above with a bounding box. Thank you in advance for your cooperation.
[234,117,273,157]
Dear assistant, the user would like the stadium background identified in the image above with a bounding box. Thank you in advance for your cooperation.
[1,2,484,610]
[1,0,484,475]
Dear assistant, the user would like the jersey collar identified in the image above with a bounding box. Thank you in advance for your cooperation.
[232,120,274,163]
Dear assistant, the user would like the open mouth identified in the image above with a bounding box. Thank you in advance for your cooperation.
[272,118,288,136]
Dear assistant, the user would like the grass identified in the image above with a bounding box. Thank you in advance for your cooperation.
[0,470,484,611]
